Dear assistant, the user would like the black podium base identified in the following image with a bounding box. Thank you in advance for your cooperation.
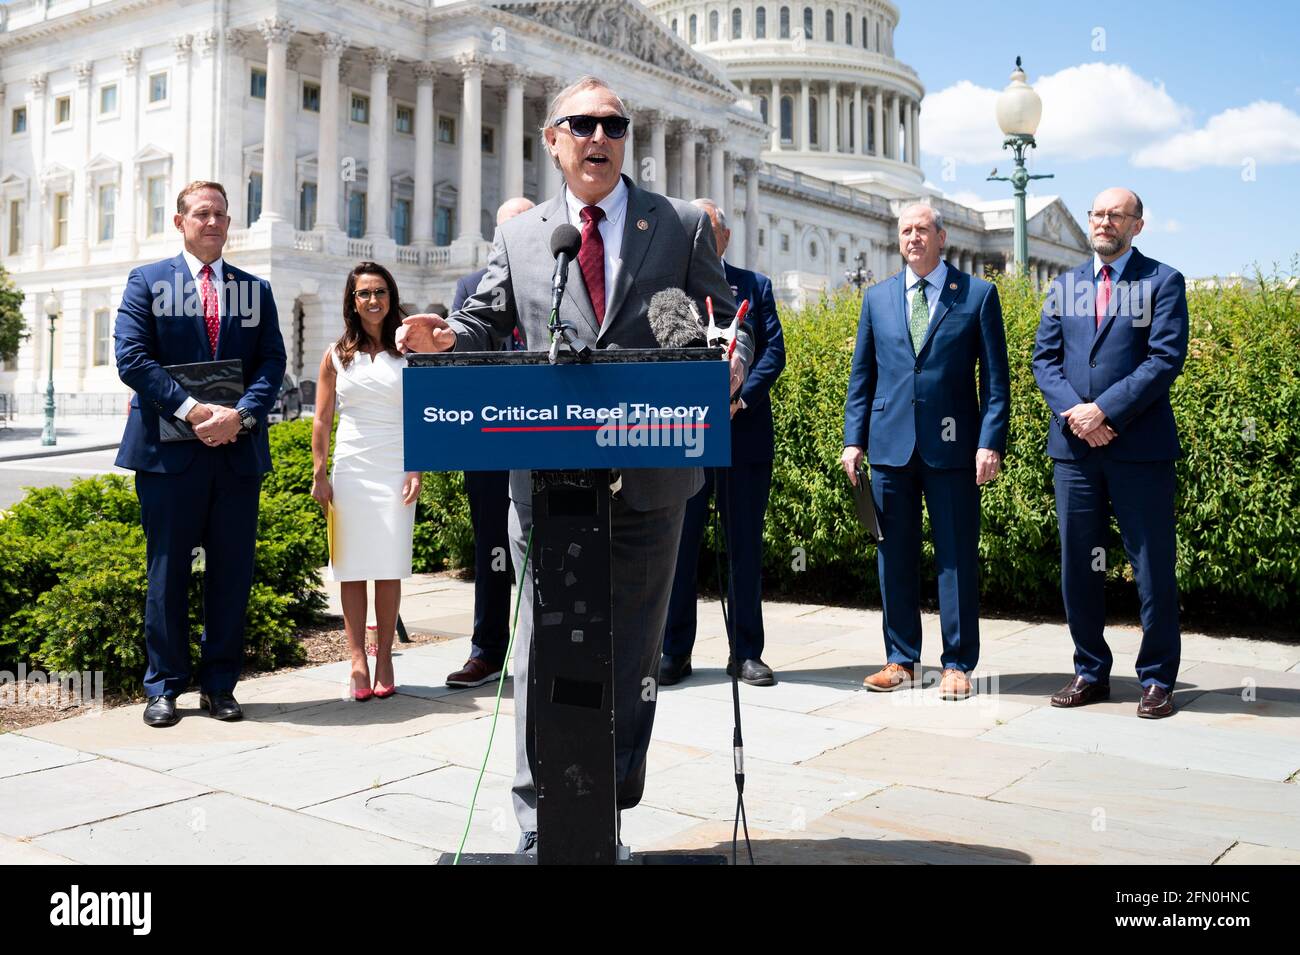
[437,852,729,866]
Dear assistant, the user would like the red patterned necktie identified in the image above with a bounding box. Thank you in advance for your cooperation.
[199,263,220,356]
[1095,263,1112,330]
[578,205,606,325]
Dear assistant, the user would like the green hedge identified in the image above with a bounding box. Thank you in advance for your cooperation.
[759,272,1300,618]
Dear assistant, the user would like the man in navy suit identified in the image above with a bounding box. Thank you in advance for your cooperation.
[661,199,786,687]
[114,181,286,727]
[841,203,1010,701]
[444,197,534,689]
[1033,187,1188,719]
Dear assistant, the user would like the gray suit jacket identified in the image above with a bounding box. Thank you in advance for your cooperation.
[446,175,755,511]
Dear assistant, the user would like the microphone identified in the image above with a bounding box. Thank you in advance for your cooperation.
[550,224,582,317]
[647,288,707,348]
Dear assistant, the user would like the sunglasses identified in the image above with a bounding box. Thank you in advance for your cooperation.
[552,114,630,139]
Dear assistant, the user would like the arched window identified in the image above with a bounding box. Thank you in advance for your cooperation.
[732,7,742,38]
[861,16,868,48]
[846,12,852,44]
[803,6,813,39]
[866,105,875,152]
[689,13,697,43]
[826,10,834,41]
[780,95,793,143]
[779,6,790,38]
[671,17,678,35]
[709,10,719,41]
[809,94,818,144]
[756,7,766,38]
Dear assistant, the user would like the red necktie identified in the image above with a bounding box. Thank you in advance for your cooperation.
[199,264,220,356]
[578,205,606,325]
[1095,264,1112,330]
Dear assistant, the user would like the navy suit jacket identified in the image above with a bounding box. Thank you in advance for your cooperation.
[1032,247,1188,461]
[452,268,488,313]
[724,261,785,465]
[114,253,286,476]
[843,262,1010,469]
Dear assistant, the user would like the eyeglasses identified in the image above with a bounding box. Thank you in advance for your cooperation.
[353,289,389,301]
[552,114,630,139]
[1087,211,1139,225]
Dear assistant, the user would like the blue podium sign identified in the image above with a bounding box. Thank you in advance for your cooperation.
[403,360,732,471]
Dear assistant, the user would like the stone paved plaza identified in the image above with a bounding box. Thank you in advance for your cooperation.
[2,574,1298,865]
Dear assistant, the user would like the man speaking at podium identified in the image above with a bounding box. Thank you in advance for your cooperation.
[399,76,755,853]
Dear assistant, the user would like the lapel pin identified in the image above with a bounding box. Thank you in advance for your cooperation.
[226,273,234,281]
[637,218,649,231]
[949,282,958,290]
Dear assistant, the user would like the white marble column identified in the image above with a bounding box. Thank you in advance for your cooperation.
[71,61,93,261]
[911,100,921,166]
[647,109,666,194]
[873,87,884,158]
[503,66,526,201]
[456,53,484,243]
[827,80,838,154]
[171,36,192,186]
[888,93,900,161]
[768,79,780,151]
[743,159,759,271]
[723,151,736,222]
[316,34,347,234]
[902,97,914,166]
[852,84,863,154]
[409,62,437,246]
[364,48,396,241]
[256,17,292,225]
[539,78,563,200]
[708,131,725,205]
[678,122,697,199]
[620,100,636,181]
[798,78,810,151]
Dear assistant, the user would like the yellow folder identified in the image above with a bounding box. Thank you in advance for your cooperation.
[326,501,337,565]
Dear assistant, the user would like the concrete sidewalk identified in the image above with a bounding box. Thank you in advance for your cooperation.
[0,414,124,462]
[3,575,1298,864]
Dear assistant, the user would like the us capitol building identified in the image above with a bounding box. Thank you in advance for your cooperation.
[0,0,1088,409]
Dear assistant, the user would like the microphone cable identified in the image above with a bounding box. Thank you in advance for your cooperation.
[710,465,755,865]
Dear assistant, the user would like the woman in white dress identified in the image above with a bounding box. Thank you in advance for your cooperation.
[311,262,420,701]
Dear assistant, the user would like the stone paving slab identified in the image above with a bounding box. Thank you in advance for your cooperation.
[34,792,437,865]
[248,695,486,746]
[978,706,1300,781]
[0,834,78,865]
[381,712,516,777]
[804,727,1054,798]
[0,734,96,779]
[991,751,1300,850]
[1216,843,1300,864]
[169,736,445,810]
[0,759,210,839]
[809,684,1039,738]
[1179,660,1300,697]
[663,671,863,714]
[19,702,313,773]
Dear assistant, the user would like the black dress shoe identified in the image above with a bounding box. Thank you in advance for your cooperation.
[143,695,179,728]
[199,691,243,721]
[1137,684,1175,719]
[658,654,692,686]
[1050,675,1110,708]
[726,658,776,686]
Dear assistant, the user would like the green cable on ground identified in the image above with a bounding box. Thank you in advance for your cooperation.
[452,525,533,865]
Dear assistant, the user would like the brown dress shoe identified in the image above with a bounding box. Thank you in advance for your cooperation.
[1050,675,1110,708]
[446,657,504,688]
[1137,684,1174,719]
[863,663,915,692]
[939,668,972,701]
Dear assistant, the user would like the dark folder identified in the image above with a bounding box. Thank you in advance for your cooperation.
[851,465,884,542]
[159,359,244,442]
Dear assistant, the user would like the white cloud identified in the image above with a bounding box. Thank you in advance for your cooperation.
[922,63,1190,164]
[1132,101,1300,170]
[943,190,994,207]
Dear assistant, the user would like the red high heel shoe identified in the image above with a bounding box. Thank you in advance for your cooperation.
[373,681,396,699]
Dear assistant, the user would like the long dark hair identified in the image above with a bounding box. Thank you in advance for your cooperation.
[336,261,404,368]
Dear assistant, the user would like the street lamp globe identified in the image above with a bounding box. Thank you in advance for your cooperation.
[995,57,1042,139]
[43,291,60,318]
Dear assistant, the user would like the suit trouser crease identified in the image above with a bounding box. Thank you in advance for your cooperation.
[464,469,513,663]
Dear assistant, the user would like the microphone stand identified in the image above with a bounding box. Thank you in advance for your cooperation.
[547,306,592,364]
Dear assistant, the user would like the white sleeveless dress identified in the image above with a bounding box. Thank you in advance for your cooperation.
[326,346,415,582]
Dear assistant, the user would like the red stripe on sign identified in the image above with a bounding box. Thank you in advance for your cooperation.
[480,424,713,433]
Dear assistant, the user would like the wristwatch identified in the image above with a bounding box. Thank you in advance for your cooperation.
[237,408,257,432]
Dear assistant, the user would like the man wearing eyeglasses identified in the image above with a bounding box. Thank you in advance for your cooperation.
[114,180,286,728]
[398,75,754,854]
[1033,187,1189,719]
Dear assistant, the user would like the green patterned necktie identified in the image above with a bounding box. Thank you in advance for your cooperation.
[909,277,930,353]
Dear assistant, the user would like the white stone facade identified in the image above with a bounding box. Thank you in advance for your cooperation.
[0,0,1087,408]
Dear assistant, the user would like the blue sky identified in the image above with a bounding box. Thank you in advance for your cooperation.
[901,0,1300,277]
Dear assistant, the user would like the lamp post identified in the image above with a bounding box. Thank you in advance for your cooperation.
[41,291,59,446]
[845,251,873,291]
[987,57,1053,275]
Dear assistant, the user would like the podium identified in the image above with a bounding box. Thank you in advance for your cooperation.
[405,348,731,865]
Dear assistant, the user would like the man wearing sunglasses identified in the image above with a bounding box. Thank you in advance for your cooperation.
[399,75,755,854]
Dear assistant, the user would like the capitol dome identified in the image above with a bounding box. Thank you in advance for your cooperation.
[647,0,926,197]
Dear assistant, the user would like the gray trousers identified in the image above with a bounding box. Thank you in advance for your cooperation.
[509,492,687,832]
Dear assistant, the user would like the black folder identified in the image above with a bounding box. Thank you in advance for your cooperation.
[851,465,884,542]
[159,359,245,442]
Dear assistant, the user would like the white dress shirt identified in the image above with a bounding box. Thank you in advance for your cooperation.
[173,249,225,421]
[563,176,627,309]
[904,260,948,325]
